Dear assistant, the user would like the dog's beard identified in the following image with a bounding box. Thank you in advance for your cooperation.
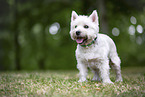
[76,34,97,45]
[70,30,97,45]
[72,32,88,44]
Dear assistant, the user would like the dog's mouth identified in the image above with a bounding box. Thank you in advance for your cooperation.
[76,37,87,44]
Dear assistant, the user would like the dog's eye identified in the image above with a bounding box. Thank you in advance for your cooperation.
[84,25,89,28]
[75,25,77,28]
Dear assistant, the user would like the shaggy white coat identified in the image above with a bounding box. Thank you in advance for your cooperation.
[70,10,123,84]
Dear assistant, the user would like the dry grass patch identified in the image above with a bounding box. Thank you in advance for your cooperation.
[0,67,145,97]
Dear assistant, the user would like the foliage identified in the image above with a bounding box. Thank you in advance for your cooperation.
[0,67,145,96]
[0,0,145,70]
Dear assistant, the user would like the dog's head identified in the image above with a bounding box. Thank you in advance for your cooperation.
[70,10,99,45]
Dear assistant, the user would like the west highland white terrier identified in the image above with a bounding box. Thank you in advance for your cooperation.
[69,10,123,84]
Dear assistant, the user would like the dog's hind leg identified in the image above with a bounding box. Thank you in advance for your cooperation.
[110,53,123,82]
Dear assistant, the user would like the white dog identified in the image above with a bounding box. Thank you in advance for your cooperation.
[70,10,123,84]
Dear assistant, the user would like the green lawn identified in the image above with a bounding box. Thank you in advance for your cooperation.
[0,67,145,97]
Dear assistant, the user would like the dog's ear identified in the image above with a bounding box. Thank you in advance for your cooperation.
[71,11,78,22]
[89,10,98,23]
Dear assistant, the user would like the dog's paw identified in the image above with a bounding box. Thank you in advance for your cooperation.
[102,80,114,85]
[78,77,87,82]
[115,77,123,82]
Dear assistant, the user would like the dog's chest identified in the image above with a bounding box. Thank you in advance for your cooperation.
[76,44,108,62]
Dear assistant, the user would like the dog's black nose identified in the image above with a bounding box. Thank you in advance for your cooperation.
[76,31,81,35]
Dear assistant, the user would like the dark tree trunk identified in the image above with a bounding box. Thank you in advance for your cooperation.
[13,0,21,70]
[38,58,45,70]
[81,0,109,34]
[82,0,90,14]
[96,0,109,34]
[39,27,46,70]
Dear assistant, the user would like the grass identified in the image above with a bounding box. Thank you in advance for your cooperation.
[0,67,145,97]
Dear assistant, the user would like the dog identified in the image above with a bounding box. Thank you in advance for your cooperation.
[69,10,123,84]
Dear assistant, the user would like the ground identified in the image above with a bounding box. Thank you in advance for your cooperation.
[0,67,145,97]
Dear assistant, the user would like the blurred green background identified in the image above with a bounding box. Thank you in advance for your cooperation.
[0,0,145,71]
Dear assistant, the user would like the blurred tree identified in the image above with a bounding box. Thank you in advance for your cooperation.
[12,0,21,70]
[0,0,145,70]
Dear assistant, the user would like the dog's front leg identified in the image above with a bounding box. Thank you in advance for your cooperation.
[99,59,113,84]
[77,62,88,82]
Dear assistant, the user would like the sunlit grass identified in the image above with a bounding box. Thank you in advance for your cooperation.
[0,67,145,97]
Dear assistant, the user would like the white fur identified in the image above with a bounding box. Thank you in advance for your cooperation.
[70,10,123,84]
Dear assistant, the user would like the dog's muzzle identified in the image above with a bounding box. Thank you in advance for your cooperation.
[75,31,87,44]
